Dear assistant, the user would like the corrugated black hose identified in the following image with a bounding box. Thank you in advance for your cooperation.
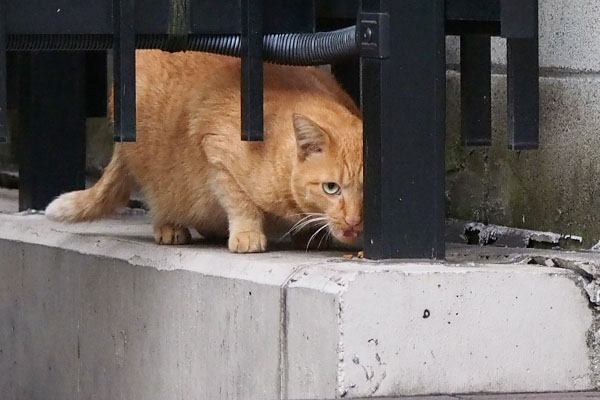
[7,26,358,66]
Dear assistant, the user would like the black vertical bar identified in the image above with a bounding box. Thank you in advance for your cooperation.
[7,52,20,110]
[0,0,7,143]
[241,0,264,141]
[506,38,539,149]
[504,0,539,149]
[18,52,86,211]
[361,0,446,259]
[113,0,136,142]
[86,51,108,118]
[501,0,536,39]
[460,35,491,146]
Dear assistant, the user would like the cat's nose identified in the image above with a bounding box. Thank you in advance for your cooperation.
[345,216,362,228]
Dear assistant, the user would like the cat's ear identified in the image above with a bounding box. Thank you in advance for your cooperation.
[292,114,329,160]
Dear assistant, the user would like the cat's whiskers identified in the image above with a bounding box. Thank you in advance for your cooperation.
[306,223,330,252]
[317,225,332,249]
[285,213,325,233]
[279,214,328,241]
[289,213,324,226]
[288,215,320,233]
[291,217,328,234]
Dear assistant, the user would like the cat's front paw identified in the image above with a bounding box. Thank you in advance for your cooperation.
[228,231,267,253]
[154,225,192,245]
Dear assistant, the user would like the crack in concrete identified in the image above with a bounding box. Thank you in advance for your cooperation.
[527,255,600,388]
[277,262,327,400]
[528,256,600,305]
[280,265,360,398]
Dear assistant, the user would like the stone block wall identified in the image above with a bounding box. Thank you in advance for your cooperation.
[446,0,600,245]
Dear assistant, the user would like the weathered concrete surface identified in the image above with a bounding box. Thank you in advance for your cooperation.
[0,187,17,212]
[286,262,594,398]
[0,213,314,400]
[1,194,600,399]
[446,71,600,247]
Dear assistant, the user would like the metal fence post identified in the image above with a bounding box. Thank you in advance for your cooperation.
[502,0,539,150]
[361,0,446,259]
[241,0,264,141]
[113,0,136,142]
[460,35,492,146]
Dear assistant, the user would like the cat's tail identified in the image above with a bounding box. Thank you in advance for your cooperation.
[45,149,133,222]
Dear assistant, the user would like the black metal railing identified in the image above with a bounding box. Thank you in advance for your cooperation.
[0,0,539,260]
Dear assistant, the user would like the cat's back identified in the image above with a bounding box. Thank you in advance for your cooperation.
[136,50,358,114]
[135,50,239,99]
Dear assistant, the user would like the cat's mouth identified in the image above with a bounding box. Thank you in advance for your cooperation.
[343,229,359,239]
[332,227,362,244]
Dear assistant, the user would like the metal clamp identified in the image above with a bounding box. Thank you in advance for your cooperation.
[357,12,390,59]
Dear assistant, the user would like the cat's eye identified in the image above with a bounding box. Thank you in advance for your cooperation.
[322,182,341,195]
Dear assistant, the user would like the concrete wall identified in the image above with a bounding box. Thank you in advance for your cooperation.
[446,0,600,245]
[1,211,599,399]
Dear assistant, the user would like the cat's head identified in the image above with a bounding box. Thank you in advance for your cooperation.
[290,112,363,246]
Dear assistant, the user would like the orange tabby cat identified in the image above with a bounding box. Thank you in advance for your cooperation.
[45,50,363,253]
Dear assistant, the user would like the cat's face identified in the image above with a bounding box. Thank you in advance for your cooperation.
[291,113,363,245]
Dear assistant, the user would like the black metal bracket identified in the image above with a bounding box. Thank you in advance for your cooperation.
[357,12,390,59]
[452,0,539,150]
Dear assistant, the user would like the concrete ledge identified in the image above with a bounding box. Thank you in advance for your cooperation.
[0,209,599,399]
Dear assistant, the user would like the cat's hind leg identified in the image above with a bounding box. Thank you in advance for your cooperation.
[153,224,192,245]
